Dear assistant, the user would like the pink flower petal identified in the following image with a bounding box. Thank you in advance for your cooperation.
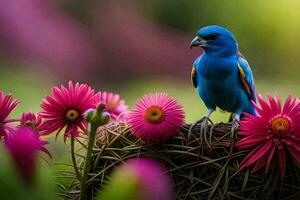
[5,127,50,183]
[277,146,286,177]
[0,91,20,137]
[240,141,273,170]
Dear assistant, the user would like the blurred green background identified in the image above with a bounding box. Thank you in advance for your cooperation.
[1,0,299,162]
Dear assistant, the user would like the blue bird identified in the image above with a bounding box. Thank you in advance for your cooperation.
[190,25,256,139]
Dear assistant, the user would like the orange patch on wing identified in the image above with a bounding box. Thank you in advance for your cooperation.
[191,67,197,88]
[238,63,251,96]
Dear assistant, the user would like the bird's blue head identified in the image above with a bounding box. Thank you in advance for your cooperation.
[190,25,238,56]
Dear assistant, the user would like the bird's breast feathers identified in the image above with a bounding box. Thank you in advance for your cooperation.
[197,55,237,80]
[194,53,256,111]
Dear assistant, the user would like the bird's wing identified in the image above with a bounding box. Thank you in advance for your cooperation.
[237,55,256,102]
[191,66,197,88]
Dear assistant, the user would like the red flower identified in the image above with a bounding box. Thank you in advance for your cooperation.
[40,81,95,140]
[236,94,300,176]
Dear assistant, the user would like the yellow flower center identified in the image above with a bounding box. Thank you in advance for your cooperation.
[66,109,80,122]
[144,106,164,124]
[24,120,36,127]
[106,99,118,111]
[271,116,290,134]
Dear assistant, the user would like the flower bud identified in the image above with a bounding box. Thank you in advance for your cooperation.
[96,103,106,114]
[99,112,110,125]
[84,109,96,123]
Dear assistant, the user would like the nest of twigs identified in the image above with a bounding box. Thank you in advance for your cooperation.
[64,122,300,200]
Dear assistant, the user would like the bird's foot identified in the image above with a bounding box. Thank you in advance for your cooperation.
[229,119,240,141]
[187,119,201,142]
[187,116,213,147]
[187,121,199,143]
[200,116,210,145]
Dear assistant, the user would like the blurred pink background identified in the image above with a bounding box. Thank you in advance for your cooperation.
[0,0,200,84]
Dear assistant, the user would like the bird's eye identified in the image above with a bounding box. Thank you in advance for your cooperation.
[202,33,219,40]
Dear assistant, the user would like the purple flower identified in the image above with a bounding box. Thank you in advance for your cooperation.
[126,158,175,200]
[5,127,50,183]
[102,157,175,200]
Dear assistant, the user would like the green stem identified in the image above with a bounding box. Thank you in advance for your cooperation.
[79,124,98,200]
[71,137,82,181]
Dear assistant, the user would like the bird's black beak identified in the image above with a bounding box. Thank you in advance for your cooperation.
[190,36,207,49]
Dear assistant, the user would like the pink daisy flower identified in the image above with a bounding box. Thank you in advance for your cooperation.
[21,112,41,128]
[5,127,50,183]
[40,81,95,140]
[127,92,185,142]
[101,157,175,200]
[0,91,20,138]
[236,94,300,176]
[93,92,128,120]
